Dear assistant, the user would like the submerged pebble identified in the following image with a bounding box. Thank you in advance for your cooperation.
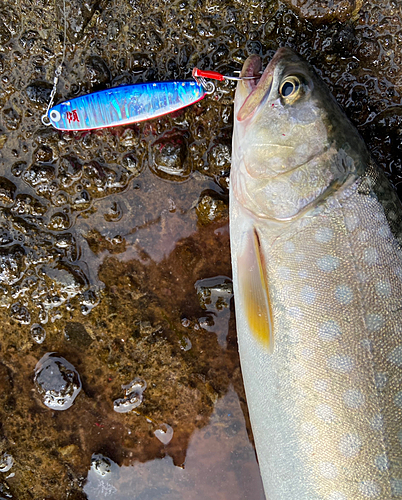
[154,423,174,445]
[90,454,113,477]
[0,453,13,473]
[30,323,46,344]
[34,353,82,410]
[113,377,147,413]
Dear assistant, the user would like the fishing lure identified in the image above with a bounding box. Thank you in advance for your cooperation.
[46,80,206,131]
[43,67,259,131]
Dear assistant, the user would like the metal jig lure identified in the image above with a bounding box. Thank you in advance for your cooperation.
[45,80,206,131]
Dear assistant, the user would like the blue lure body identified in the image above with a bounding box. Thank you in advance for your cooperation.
[47,80,205,131]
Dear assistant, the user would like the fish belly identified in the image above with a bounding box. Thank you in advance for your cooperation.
[230,168,402,500]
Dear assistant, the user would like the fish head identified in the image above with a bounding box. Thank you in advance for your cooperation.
[232,47,368,220]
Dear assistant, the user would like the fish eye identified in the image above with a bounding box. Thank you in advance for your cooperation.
[279,77,301,99]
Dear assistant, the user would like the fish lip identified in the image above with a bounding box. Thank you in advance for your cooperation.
[237,47,299,122]
[239,55,262,93]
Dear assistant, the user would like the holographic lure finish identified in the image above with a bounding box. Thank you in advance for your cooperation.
[47,80,205,131]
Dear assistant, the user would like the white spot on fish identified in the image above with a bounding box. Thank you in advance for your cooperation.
[335,285,353,304]
[357,230,370,242]
[371,414,384,431]
[359,480,381,497]
[343,389,365,409]
[318,321,342,341]
[365,314,385,332]
[391,479,402,496]
[363,247,379,265]
[361,338,372,352]
[301,422,318,437]
[378,225,391,238]
[339,433,361,458]
[314,379,329,393]
[317,255,340,272]
[283,241,295,253]
[293,363,307,378]
[345,214,359,232]
[288,328,300,343]
[277,266,291,280]
[327,493,347,500]
[328,355,354,373]
[301,347,313,359]
[374,453,389,471]
[394,391,402,409]
[300,285,316,305]
[316,404,336,423]
[300,440,314,455]
[375,279,391,298]
[315,227,333,243]
[319,461,338,479]
[374,372,387,391]
[388,346,402,367]
[288,306,303,320]
[298,269,308,278]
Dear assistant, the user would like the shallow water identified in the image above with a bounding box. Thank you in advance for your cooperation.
[0,0,402,498]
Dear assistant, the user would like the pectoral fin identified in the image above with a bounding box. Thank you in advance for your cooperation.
[237,228,274,352]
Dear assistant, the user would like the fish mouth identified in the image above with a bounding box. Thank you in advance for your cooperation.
[237,47,299,122]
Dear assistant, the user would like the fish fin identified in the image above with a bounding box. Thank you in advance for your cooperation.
[237,228,274,352]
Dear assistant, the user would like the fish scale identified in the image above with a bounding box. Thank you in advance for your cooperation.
[230,48,402,500]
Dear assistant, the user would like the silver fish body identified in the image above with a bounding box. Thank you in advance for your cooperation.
[230,47,402,500]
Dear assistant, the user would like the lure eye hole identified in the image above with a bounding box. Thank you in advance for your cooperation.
[279,77,301,99]
[50,110,61,122]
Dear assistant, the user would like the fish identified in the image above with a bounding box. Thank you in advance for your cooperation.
[229,47,402,500]
[46,80,205,131]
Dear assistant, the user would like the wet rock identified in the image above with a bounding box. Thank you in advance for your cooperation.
[24,82,53,108]
[282,0,363,22]
[47,212,70,231]
[34,146,55,164]
[40,263,87,299]
[34,352,82,410]
[150,134,190,181]
[85,55,111,89]
[23,164,56,188]
[196,190,228,226]
[0,245,26,286]
[64,322,93,348]
[11,194,47,219]
[2,108,21,131]
[121,153,141,176]
[10,161,26,178]
[10,302,31,324]
[65,0,105,42]
[59,156,83,188]
[130,53,153,73]
[30,323,46,344]
[0,178,16,207]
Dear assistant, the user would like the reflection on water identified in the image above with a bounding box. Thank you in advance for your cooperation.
[84,387,265,500]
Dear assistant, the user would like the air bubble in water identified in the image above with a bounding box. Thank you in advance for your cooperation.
[34,353,82,410]
[91,454,112,476]
[30,323,46,344]
[113,377,147,413]
[0,453,13,473]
